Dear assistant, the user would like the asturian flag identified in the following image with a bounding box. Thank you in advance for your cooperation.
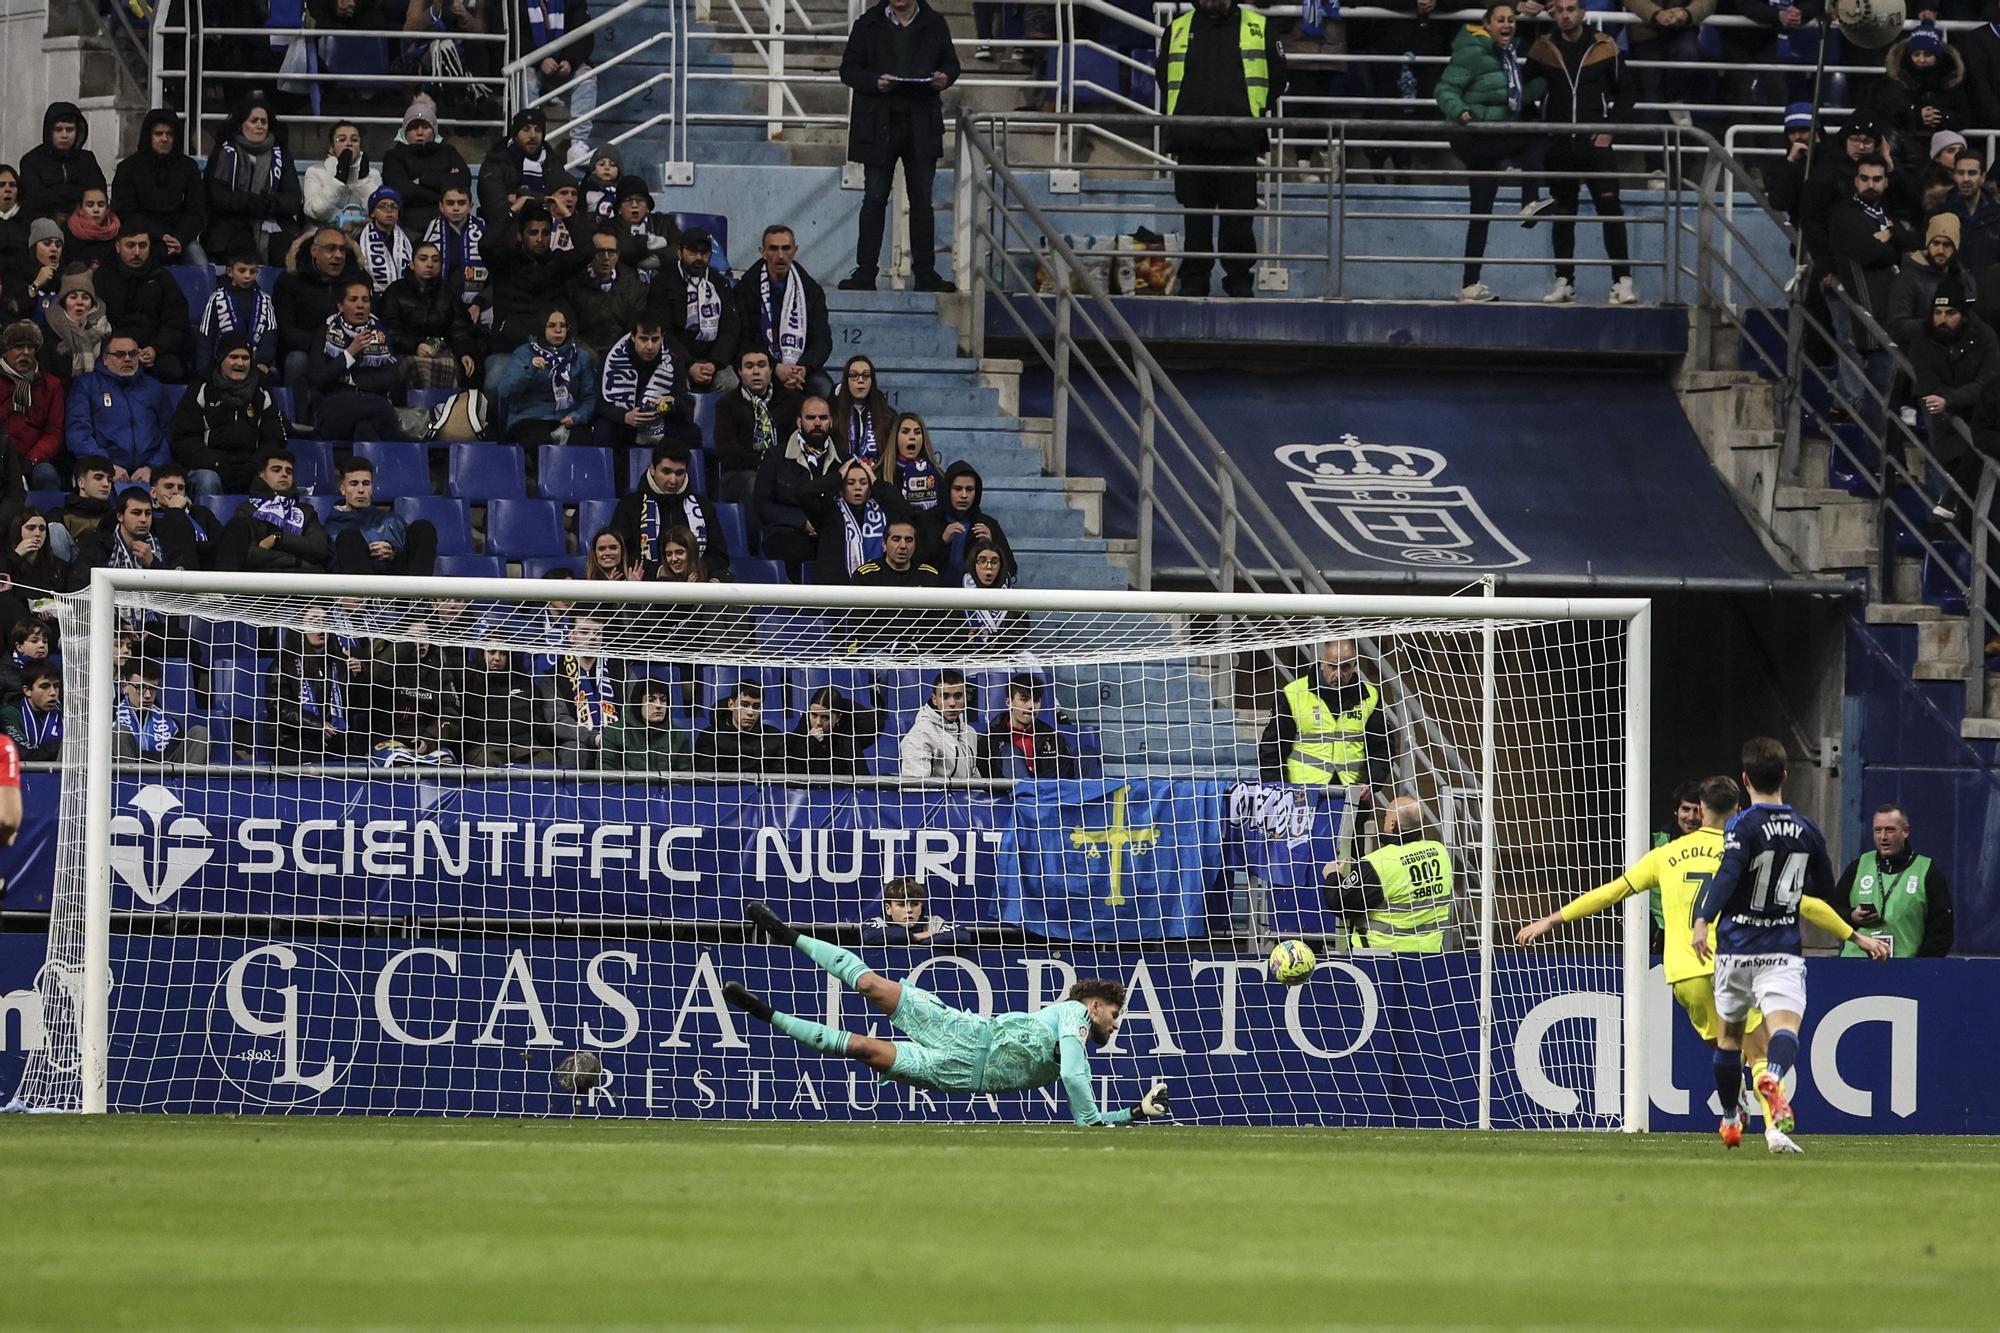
[999,779,1223,942]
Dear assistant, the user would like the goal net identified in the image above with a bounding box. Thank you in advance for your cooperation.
[17,575,1647,1128]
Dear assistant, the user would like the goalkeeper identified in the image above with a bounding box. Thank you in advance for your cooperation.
[1515,774,1866,1144]
[724,903,1171,1126]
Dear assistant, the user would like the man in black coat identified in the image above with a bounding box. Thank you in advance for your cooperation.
[1828,154,1915,428]
[478,107,558,226]
[276,228,358,394]
[734,225,833,398]
[94,231,195,385]
[483,204,591,378]
[111,109,209,266]
[18,102,105,221]
[752,394,844,578]
[646,227,738,393]
[836,0,960,292]
[1154,0,1287,297]
[1898,277,2000,522]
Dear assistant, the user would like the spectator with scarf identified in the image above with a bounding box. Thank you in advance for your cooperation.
[609,176,677,274]
[113,658,210,764]
[424,186,488,321]
[272,625,370,760]
[95,230,194,385]
[753,393,843,579]
[112,109,209,267]
[203,96,303,266]
[382,98,471,241]
[4,662,62,762]
[0,617,53,705]
[277,228,361,399]
[381,241,479,389]
[830,354,895,462]
[517,0,601,171]
[497,305,597,444]
[580,148,623,220]
[304,122,383,231]
[310,276,405,442]
[171,332,289,495]
[40,266,111,384]
[68,487,181,590]
[647,227,735,395]
[612,441,733,581]
[596,315,698,449]
[66,331,172,483]
[734,225,832,397]
[479,107,558,224]
[715,347,800,506]
[0,320,63,490]
[539,611,620,766]
[19,102,105,222]
[358,188,415,294]
[567,223,649,358]
[63,185,122,270]
[961,537,1024,646]
[919,460,1013,583]
[213,450,331,574]
[196,249,278,376]
[805,454,908,585]
[148,466,223,567]
[1436,1,1550,303]
[883,410,942,511]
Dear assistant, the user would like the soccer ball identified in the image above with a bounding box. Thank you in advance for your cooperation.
[1828,0,1906,50]
[1268,939,1317,986]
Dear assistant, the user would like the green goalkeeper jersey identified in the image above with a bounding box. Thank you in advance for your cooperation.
[982,1000,1134,1127]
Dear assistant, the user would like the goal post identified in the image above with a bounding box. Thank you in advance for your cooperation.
[36,570,1652,1128]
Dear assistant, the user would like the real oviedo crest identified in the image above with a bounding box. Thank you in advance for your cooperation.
[1277,436,1529,570]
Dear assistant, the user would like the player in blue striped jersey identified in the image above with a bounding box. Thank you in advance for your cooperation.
[1693,738,1889,1153]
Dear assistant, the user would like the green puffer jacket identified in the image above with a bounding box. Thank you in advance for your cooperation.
[1435,24,1546,124]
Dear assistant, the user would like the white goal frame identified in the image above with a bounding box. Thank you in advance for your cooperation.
[74,569,1653,1128]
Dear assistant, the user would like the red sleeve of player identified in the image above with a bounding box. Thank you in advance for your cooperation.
[0,735,19,788]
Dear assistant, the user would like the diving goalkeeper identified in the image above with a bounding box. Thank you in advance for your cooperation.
[724,903,1172,1126]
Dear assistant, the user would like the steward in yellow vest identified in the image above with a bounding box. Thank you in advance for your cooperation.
[1152,0,1286,297]
[1259,639,1388,796]
[1320,795,1454,952]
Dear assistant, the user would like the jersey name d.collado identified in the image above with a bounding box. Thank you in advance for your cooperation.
[1692,802,1836,957]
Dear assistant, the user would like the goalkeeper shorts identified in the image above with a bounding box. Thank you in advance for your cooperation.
[1671,974,1762,1045]
[882,984,993,1092]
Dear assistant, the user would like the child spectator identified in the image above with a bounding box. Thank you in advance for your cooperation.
[358,188,414,294]
[196,249,279,376]
[311,276,404,441]
[4,661,62,761]
[609,176,676,273]
[830,354,894,462]
[272,625,369,760]
[63,185,120,270]
[786,684,877,778]
[898,669,977,780]
[496,305,596,444]
[0,320,63,488]
[603,677,687,771]
[114,657,210,763]
[40,267,110,383]
[883,411,942,511]
[581,147,623,220]
[202,96,303,267]
[19,102,105,221]
[0,617,52,703]
[172,332,289,496]
[919,460,1013,583]
[423,185,487,321]
[860,876,952,944]
[303,122,383,230]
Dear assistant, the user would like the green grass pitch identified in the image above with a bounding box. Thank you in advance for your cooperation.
[7,1118,1996,1329]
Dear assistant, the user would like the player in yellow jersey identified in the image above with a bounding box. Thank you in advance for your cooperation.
[1515,774,1866,1151]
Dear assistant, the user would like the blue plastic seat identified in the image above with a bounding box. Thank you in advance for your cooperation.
[393,495,475,554]
[200,493,249,525]
[484,498,568,559]
[353,440,430,500]
[28,490,64,512]
[405,388,459,415]
[254,265,281,297]
[789,667,874,718]
[538,445,615,501]
[1922,544,1972,616]
[714,501,750,557]
[692,392,719,451]
[168,265,214,322]
[733,556,786,584]
[289,438,335,495]
[576,498,621,544]
[302,494,337,523]
[194,619,266,663]
[448,443,526,501]
[521,554,586,578]
[268,386,294,421]
[436,554,504,579]
[671,212,732,276]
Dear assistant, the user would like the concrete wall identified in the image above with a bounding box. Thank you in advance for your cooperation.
[0,0,122,168]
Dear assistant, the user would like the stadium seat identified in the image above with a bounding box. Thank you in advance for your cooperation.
[521,554,585,578]
[436,554,504,579]
[27,490,63,512]
[405,388,458,416]
[671,212,731,276]
[393,496,474,554]
[692,393,719,452]
[303,494,337,523]
[1825,424,1880,497]
[448,443,526,501]
[193,619,265,662]
[538,445,614,501]
[484,499,569,560]
[163,384,187,413]
[289,439,335,495]
[254,264,281,297]
[714,502,749,557]
[268,386,294,421]
[353,440,429,500]
[200,494,248,525]
[1922,544,1971,616]
[789,667,874,719]
[733,557,786,584]
[168,265,214,322]
[575,498,620,544]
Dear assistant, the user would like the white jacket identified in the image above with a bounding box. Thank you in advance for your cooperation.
[303,156,385,227]
[899,704,978,780]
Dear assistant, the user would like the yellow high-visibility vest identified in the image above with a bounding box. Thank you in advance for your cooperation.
[1164,7,1271,118]
[1281,675,1377,786]
[1361,839,1453,953]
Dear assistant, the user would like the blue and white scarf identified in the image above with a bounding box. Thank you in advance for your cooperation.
[1855,194,1890,231]
[838,490,887,576]
[298,673,348,732]
[559,653,615,734]
[1299,0,1340,40]
[898,453,939,510]
[116,697,178,756]
[1500,43,1523,115]
[760,267,808,365]
[423,215,487,304]
[531,337,580,412]
[323,313,397,372]
[251,495,308,535]
[360,220,412,293]
[601,333,675,412]
[846,402,879,461]
[682,263,723,343]
[962,572,1011,634]
[526,0,567,48]
[17,701,60,750]
[199,284,276,348]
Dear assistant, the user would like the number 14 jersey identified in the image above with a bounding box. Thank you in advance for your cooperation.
[1693,803,1837,958]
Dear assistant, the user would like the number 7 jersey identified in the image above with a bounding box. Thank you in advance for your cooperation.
[1693,803,1836,957]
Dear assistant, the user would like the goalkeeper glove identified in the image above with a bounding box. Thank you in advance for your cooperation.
[1131,1080,1172,1120]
